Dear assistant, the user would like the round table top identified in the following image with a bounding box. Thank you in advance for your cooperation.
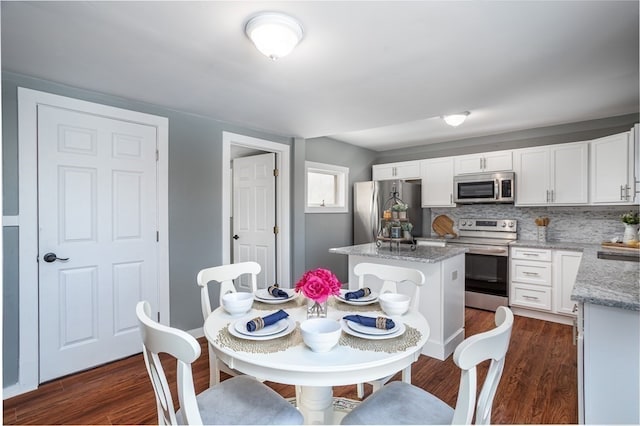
[204,296,430,387]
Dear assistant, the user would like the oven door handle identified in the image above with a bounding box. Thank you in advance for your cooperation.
[466,247,509,256]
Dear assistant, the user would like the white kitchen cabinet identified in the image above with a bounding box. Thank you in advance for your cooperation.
[553,250,583,316]
[579,303,640,424]
[514,141,588,206]
[589,131,637,204]
[510,247,582,321]
[420,157,455,207]
[454,150,512,174]
[372,160,421,181]
[510,248,553,311]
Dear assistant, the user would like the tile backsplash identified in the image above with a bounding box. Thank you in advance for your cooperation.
[430,205,639,243]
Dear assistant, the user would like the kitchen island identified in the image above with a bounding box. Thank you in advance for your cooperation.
[329,243,467,360]
[569,244,639,425]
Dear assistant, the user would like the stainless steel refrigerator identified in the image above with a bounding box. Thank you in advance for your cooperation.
[353,180,422,244]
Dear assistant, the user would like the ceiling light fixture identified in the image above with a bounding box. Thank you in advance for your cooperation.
[443,111,470,127]
[245,12,304,60]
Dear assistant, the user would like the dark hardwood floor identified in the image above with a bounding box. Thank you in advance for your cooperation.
[3,308,578,424]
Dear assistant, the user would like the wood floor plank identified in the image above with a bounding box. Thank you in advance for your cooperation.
[2,308,577,424]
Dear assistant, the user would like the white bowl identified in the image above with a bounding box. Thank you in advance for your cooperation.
[300,318,342,353]
[221,292,254,316]
[378,293,411,316]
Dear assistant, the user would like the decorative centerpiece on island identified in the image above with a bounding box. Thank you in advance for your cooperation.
[621,211,640,245]
[295,268,341,318]
[391,202,409,219]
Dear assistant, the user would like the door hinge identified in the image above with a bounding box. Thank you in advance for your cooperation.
[156,149,159,161]
[273,226,279,234]
[273,168,279,177]
[156,231,159,242]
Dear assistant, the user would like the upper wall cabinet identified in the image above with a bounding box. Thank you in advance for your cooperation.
[514,142,589,206]
[372,160,421,181]
[454,150,513,174]
[420,157,455,207]
[590,131,637,205]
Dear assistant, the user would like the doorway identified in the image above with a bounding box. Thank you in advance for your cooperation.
[222,132,291,287]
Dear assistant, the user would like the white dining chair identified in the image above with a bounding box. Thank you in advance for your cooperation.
[136,301,303,425]
[352,262,425,398]
[341,306,514,425]
[197,262,260,387]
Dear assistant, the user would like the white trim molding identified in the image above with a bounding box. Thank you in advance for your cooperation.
[222,132,291,287]
[10,87,170,398]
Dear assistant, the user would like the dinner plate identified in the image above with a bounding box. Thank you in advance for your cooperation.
[228,317,296,341]
[336,289,379,305]
[254,288,297,304]
[234,317,289,337]
[347,319,398,336]
[340,319,406,340]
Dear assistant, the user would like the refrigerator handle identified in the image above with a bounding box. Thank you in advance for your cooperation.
[371,185,379,241]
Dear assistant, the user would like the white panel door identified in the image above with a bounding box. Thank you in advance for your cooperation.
[232,153,276,290]
[38,105,158,382]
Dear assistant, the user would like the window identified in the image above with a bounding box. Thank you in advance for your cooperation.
[305,161,349,213]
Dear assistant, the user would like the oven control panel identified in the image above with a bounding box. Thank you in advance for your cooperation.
[458,218,517,232]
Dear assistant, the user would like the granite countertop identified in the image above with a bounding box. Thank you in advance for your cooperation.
[329,243,467,264]
[512,240,639,311]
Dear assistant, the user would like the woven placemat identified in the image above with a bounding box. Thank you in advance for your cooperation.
[252,297,304,311]
[215,322,303,354]
[339,324,422,353]
[328,297,382,313]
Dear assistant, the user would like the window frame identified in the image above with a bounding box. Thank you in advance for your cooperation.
[304,161,349,213]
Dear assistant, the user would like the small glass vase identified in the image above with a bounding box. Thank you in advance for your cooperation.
[306,299,328,319]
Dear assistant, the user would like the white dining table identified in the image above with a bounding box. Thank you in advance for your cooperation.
[203,295,430,424]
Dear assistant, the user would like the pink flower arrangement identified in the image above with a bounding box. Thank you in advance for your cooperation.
[295,268,342,303]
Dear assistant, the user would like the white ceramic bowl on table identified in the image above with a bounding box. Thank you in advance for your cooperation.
[221,292,254,316]
[378,293,411,316]
[300,318,342,352]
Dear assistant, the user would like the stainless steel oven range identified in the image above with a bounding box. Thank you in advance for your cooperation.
[446,218,517,312]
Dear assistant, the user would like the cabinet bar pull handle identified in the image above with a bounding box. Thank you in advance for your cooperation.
[522,271,540,276]
[522,252,540,257]
[523,295,540,300]
[620,185,625,201]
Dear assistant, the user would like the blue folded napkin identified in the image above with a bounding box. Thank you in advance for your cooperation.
[268,284,289,298]
[246,309,289,332]
[344,287,371,301]
[343,314,395,330]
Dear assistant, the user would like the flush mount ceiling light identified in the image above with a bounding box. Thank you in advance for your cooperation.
[443,111,470,127]
[245,12,304,60]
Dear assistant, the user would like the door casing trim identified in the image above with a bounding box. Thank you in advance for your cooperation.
[11,87,169,398]
[222,132,291,287]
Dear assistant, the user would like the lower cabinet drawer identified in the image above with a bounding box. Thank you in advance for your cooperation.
[511,260,552,286]
[510,283,552,311]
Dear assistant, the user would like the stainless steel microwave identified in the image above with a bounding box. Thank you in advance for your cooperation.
[453,172,515,204]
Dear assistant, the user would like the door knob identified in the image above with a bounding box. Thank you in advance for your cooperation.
[233,235,240,240]
[43,252,70,263]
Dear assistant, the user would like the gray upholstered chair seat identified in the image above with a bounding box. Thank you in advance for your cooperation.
[341,381,454,425]
[176,375,302,425]
[342,307,515,425]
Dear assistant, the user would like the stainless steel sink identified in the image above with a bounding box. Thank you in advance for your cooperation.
[597,251,640,262]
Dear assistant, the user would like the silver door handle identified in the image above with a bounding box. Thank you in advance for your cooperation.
[621,185,626,201]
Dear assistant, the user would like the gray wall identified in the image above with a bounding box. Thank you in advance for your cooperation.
[304,137,377,284]
[1,72,295,387]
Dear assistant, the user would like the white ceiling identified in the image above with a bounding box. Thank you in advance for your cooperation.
[2,1,638,152]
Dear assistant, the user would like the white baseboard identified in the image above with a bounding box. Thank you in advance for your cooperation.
[3,382,37,400]
[188,327,205,339]
[511,307,575,325]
